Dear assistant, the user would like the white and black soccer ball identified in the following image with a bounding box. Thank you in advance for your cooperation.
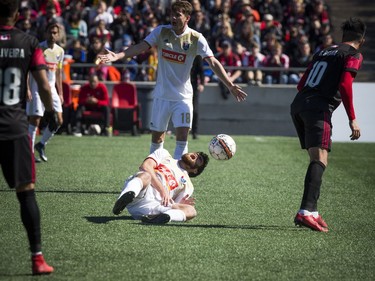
[208,134,236,160]
[88,124,101,135]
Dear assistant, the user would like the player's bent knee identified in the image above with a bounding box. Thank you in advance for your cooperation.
[137,171,152,186]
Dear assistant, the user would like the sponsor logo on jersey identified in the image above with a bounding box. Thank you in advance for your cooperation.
[0,34,11,40]
[182,41,191,51]
[155,164,179,190]
[161,49,186,63]
[46,62,57,72]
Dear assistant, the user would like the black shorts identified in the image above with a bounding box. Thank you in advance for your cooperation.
[291,110,332,151]
[0,135,35,188]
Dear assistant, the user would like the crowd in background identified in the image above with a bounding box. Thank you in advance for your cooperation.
[17,0,335,85]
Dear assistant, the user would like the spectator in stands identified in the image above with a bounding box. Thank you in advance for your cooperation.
[289,41,313,84]
[216,40,243,99]
[214,20,235,54]
[314,32,335,54]
[264,41,289,84]
[260,14,283,43]
[73,74,111,136]
[233,3,260,43]
[89,19,112,49]
[86,36,108,81]
[239,41,266,86]
[261,32,278,56]
[110,7,137,52]
[284,24,306,58]
[65,10,88,47]
[282,0,309,35]
[36,4,64,42]
[17,18,38,37]
[67,39,87,80]
[236,18,261,51]
[255,0,283,22]
[190,10,211,39]
[88,0,113,27]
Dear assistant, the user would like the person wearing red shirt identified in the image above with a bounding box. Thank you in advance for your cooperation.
[216,40,243,99]
[73,74,110,136]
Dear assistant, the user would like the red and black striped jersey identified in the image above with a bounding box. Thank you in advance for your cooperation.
[291,43,362,115]
[0,26,47,140]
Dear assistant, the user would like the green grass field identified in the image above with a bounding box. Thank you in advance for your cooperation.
[1,134,374,280]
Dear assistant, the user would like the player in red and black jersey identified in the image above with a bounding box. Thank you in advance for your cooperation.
[290,17,366,232]
[0,0,57,275]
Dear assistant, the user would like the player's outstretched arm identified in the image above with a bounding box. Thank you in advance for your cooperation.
[204,56,247,102]
[97,41,151,64]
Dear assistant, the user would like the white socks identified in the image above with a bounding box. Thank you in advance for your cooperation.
[150,142,163,154]
[299,209,319,218]
[40,127,54,146]
[164,209,186,222]
[119,177,143,199]
[174,141,188,160]
[28,124,37,151]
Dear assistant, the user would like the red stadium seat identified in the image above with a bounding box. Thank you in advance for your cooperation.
[111,82,141,135]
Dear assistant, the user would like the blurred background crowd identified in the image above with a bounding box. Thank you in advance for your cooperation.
[17,0,335,85]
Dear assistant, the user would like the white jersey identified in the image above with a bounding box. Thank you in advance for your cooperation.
[148,148,194,200]
[27,41,64,116]
[144,25,214,101]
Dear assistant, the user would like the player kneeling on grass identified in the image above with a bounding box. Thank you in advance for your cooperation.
[113,149,209,224]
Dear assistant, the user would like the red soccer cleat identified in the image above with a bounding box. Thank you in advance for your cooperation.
[32,254,54,275]
[314,214,328,229]
[294,213,328,232]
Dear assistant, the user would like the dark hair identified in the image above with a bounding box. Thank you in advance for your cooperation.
[341,17,366,42]
[46,20,60,32]
[0,0,19,18]
[171,1,193,17]
[188,152,209,178]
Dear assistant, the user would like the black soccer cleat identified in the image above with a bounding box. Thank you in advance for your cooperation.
[35,142,47,162]
[112,191,135,215]
[141,213,171,224]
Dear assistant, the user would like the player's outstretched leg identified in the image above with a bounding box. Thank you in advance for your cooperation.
[112,191,135,215]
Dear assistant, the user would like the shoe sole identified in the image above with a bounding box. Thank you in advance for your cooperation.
[141,214,171,224]
[112,191,135,215]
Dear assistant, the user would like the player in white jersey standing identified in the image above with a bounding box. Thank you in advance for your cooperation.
[27,21,64,162]
[98,1,247,160]
[112,149,209,223]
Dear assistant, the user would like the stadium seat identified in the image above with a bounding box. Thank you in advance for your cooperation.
[111,82,141,135]
[59,81,74,134]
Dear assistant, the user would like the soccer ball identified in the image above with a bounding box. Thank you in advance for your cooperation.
[88,124,101,135]
[208,134,236,160]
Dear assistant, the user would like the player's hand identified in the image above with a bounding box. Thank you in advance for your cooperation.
[229,84,247,102]
[161,192,174,207]
[97,49,118,64]
[179,195,195,206]
[349,119,361,140]
[44,110,59,133]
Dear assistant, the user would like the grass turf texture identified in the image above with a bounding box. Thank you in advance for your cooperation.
[0,135,374,280]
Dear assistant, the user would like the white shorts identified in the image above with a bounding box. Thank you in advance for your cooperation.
[126,175,171,219]
[26,87,62,117]
[150,98,193,132]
